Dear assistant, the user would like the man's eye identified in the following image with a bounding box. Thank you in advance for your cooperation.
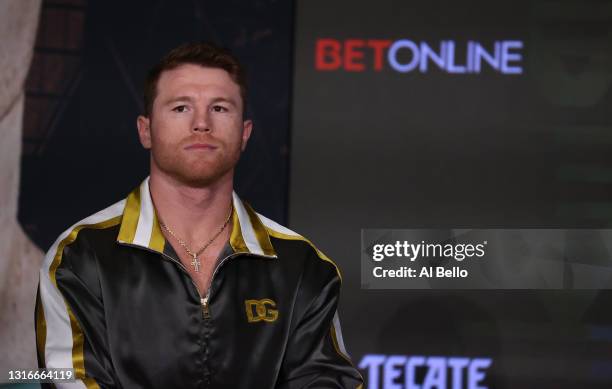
[172,105,188,113]
[211,105,228,113]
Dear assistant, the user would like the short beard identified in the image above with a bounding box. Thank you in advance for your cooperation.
[151,144,241,188]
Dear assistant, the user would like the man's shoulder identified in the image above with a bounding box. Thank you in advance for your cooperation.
[42,199,126,266]
[255,212,342,282]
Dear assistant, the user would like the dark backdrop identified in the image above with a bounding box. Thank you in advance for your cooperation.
[18,0,612,388]
[19,0,293,249]
[288,0,612,388]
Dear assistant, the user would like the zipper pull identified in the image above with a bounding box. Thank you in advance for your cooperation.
[201,297,210,319]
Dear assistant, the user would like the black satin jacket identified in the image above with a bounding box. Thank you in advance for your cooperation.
[35,178,363,389]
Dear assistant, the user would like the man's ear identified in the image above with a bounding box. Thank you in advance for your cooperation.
[241,119,253,151]
[137,115,152,149]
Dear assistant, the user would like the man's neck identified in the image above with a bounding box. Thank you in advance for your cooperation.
[148,170,234,245]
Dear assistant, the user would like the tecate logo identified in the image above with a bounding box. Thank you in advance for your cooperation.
[315,38,523,74]
[359,354,493,389]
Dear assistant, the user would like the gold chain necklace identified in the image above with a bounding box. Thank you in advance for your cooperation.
[159,204,233,272]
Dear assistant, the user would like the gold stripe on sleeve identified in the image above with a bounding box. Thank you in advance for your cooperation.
[49,215,121,388]
[35,289,47,367]
[264,228,343,282]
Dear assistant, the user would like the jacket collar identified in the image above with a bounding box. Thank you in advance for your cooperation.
[116,176,277,258]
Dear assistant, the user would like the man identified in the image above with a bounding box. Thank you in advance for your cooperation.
[35,42,363,388]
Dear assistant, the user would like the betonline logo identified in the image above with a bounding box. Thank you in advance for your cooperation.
[315,38,523,74]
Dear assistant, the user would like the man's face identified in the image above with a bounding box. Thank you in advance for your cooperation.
[137,64,252,187]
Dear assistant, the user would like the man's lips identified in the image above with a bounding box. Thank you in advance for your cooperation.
[184,143,218,150]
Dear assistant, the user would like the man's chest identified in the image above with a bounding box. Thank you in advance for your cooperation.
[179,253,217,296]
[171,243,225,297]
[102,249,293,389]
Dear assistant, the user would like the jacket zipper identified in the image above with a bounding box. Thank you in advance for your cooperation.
[118,241,272,388]
[201,252,243,318]
[117,241,270,319]
[200,297,210,318]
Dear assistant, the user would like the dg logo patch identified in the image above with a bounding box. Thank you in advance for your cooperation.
[245,298,279,323]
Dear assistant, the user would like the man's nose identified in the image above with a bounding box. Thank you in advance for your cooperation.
[192,108,211,133]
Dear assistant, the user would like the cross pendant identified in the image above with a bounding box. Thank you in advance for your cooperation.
[191,254,201,272]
